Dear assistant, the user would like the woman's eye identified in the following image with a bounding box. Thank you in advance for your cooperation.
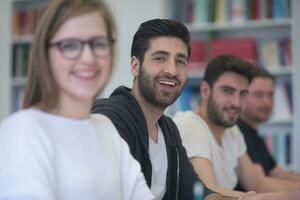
[61,41,80,51]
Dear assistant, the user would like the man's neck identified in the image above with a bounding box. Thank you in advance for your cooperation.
[197,105,226,146]
[131,87,164,142]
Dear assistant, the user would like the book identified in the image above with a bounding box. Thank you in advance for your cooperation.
[231,0,247,23]
[12,7,43,36]
[210,37,257,62]
[272,0,290,18]
[282,80,293,114]
[189,41,206,71]
[257,39,281,70]
[270,83,292,121]
[214,0,227,23]
[12,43,31,77]
[279,37,292,66]
[194,0,209,25]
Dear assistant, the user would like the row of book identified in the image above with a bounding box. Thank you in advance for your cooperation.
[189,37,292,72]
[12,8,42,36]
[173,0,291,25]
[12,43,31,77]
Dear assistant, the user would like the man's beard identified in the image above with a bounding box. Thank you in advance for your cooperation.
[137,66,183,109]
[247,107,272,124]
[207,94,240,128]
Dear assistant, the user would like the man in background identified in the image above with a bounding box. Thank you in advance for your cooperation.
[238,68,300,182]
[174,55,300,199]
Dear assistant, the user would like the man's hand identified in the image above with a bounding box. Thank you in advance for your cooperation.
[286,181,300,200]
[204,191,262,200]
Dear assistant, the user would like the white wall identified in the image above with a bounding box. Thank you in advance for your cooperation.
[0,1,11,120]
[101,0,171,97]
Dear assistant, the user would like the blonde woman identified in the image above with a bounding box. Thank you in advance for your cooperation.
[0,0,153,199]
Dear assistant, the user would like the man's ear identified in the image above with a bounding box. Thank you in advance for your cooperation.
[131,56,140,77]
[200,81,211,100]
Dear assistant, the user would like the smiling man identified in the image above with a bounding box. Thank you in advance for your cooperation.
[92,19,237,200]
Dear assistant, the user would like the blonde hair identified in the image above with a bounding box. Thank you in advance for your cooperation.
[23,0,116,110]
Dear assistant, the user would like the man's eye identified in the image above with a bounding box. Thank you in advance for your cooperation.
[154,56,165,61]
[241,91,248,97]
[254,93,263,98]
[176,59,187,66]
[222,88,232,94]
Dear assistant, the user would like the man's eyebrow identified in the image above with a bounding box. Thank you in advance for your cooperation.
[219,85,236,90]
[150,51,188,60]
[151,51,169,57]
[220,85,249,93]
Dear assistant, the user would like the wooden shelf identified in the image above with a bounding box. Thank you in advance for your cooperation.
[187,18,291,33]
[12,35,33,44]
[12,76,27,87]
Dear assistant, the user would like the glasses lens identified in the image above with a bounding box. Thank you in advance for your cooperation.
[91,38,111,57]
[58,40,81,59]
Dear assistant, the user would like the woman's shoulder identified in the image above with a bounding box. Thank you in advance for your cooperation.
[0,109,39,129]
[0,108,54,153]
[90,113,120,139]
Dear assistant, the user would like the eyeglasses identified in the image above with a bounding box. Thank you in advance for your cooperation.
[49,36,114,59]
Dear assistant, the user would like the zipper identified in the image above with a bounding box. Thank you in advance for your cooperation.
[175,148,179,200]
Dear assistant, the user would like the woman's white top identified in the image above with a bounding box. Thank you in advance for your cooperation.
[0,109,153,200]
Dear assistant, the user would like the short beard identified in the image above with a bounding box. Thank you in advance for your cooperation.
[137,66,182,109]
[207,95,237,128]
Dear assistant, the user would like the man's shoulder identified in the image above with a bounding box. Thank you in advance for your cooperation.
[160,115,178,130]
[173,111,205,127]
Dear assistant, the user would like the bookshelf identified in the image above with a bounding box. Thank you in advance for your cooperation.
[291,0,300,172]
[169,0,300,172]
[10,0,48,113]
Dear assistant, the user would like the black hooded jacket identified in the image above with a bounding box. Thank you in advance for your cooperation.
[92,86,209,200]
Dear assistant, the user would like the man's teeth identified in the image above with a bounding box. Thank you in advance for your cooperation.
[160,80,176,86]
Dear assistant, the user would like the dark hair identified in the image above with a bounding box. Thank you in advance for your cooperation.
[256,67,276,83]
[131,18,191,64]
[23,0,116,110]
[203,54,259,87]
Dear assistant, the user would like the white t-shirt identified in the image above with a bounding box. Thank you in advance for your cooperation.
[148,125,167,200]
[173,111,247,189]
[0,109,153,200]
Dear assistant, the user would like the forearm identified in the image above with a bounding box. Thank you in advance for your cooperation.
[207,192,292,200]
[256,192,289,200]
[272,171,300,182]
[205,193,238,200]
[256,176,297,193]
[207,186,247,198]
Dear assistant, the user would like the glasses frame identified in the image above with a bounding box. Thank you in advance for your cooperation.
[49,36,114,60]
